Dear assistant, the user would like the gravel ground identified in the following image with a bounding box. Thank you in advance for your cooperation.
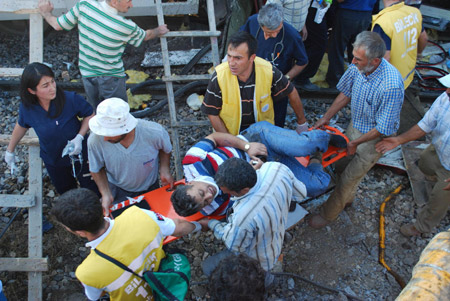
[1,25,449,300]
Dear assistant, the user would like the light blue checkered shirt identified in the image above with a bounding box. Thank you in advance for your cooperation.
[337,59,404,136]
[418,92,450,170]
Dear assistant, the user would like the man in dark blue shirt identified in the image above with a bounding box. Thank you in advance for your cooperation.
[241,2,308,129]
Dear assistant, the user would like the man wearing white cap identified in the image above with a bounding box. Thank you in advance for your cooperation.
[376,74,450,236]
[88,98,173,215]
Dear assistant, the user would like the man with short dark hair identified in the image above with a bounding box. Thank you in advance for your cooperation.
[310,31,404,229]
[51,188,199,301]
[199,158,307,274]
[201,31,307,135]
[241,2,308,127]
[209,253,266,301]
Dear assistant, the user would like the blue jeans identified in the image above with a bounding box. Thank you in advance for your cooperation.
[241,121,331,197]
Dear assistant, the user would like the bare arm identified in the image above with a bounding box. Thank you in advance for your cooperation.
[314,92,351,128]
[347,128,382,155]
[7,123,28,153]
[90,168,114,217]
[158,150,174,189]
[144,24,169,41]
[78,113,94,137]
[205,132,267,157]
[207,115,229,133]
[38,0,62,31]
[417,29,428,56]
[286,64,307,80]
[375,124,427,153]
[287,88,307,125]
[172,219,196,237]
[300,25,308,41]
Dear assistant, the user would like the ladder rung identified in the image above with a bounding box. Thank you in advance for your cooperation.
[0,258,48,272]
[0,194,36,208]
[0,68,24,77]
[163,74,211,82]
[164,31,221,38]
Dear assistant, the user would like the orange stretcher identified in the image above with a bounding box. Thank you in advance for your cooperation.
[110,125,348,244]
[296,125,349,168]
[110,180,226,244]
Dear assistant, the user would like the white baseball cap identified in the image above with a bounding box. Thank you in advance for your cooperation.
[89,98,138,136]
[438,73,450,88]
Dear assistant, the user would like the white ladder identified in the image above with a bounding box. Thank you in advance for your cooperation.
[154,0,221,179]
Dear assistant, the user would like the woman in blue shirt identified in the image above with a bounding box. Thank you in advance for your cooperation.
[5,63,98,195]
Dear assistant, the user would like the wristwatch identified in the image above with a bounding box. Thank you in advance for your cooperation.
[285,74,291,81]
[244,143,250,152]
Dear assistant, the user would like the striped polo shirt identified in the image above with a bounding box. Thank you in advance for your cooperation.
[183,136,250,215]
[208,162,307,271]
[57,0,146,77]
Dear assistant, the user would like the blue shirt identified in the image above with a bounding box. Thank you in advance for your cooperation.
[18,91,93,166]
[337,59,404,136]
[240,14,308,75]
[339,0,378,11]
[417,92,450,170]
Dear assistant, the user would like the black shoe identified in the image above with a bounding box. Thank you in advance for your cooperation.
[298,79,320,91]
[289,202,297,212]
[329,133,347,148]
[309,151,323,163]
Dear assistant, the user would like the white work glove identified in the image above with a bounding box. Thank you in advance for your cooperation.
[296,122,309,134]
[4,150,18,175]
[68,134,84,156]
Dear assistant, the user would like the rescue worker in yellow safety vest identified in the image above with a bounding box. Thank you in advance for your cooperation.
[51,188,201,301]
[372,0,428,134]
[201,31,308,136]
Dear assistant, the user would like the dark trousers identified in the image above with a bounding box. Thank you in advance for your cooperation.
[297,6,329,82]
[274,97,288,128]
[326,8,372,86]
[46,160,99,196]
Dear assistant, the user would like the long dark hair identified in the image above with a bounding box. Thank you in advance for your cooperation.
[20,62,66,118]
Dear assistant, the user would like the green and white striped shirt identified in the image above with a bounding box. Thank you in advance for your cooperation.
[57,0,146,77]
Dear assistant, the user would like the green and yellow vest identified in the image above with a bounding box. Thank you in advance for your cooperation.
[76,206,165,300]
